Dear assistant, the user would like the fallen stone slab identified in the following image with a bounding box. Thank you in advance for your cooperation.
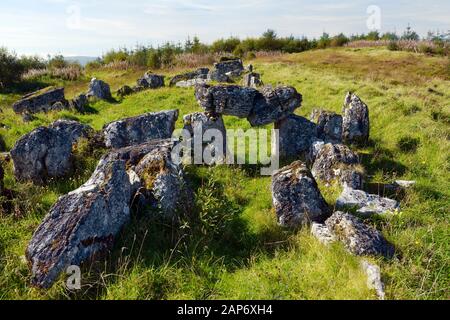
[325,211,394,258]
[248,86,303,127]
[170,68,209,87]
[361,260,386,300]
[87,78,112,100]
[342,92,370,145]
[310,109,343,143]
[272,161,329,228]
[336,187,400,216]
[274,115,317,161]
[103,110,179,149]
[137,72,165,89]
[11,120,92,184]
[242,72,263,88]
[13,87,67,114]
[311,143,363,189]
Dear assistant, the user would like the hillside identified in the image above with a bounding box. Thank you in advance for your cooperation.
[0,47,449,300]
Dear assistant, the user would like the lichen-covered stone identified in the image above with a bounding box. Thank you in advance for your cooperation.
[137,72,165,89]
[176,78,209,88]
[325,211,394,258]
[361,260,386,300]
[214,59,244,76]
[274,115,317,161]
[310,109,343,143]
[170,68,209,87]
[311,222,336,245]
[13,87,67,114]
[342,93,370,144]
[87,78,112,100]
[243,72,263,88]
[103,110,179,149]
[336,187,400,216]
[50,120,93,144]
[311,143,363,189]
[272,161,329,227]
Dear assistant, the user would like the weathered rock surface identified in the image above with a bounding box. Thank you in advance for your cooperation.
[117,85,134,98]
[272,161,329,227]
[307,140,326,165]
[69,94,88,113]
[170,68,209,87]
[311,222,336,245]
[103,110,179,149]
[342,93,370,144]
[325,211,394,258]
[87,78,112,100]
[11,120,92,184]
[13,87,67,114]
[243,72,262,88]
[248,86,303,127]
[137,72,165,89]
[274,115,317,161]
[310,109,343,143]
[361,260,386,300]
[214,59,244,77]
[311,143,363,189]
[207,70,232,83]
[176,78,209,88]
[336,187,400,216]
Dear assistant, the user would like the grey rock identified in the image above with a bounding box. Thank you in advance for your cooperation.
[272,161,329,228]
[311,143,363,189]
[170,68,209,87]
[103,110,179,149]
[70,94,88,113]
[176,78,209,88]
[13,87,67,114]
[137,72,165,89]
[207,70,232,83]
[394,180,416,189]
[248,86,303,127]
[117,85,134,98]
[242,72,263,88]
[50,120,93,144]
[325,211,394,258]
[274,115,317,161]
[336,187,400,216]
[342,93,370,144]
[310,109,343,143]
[87,78,112,100]
[307,139,326,165]
[361,260,386,300]
[214,59,244,76]
[311,222,336,245]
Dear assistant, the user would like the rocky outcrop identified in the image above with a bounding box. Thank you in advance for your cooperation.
[325,211,394,258]
[137,72,165,89]
[11,120,92,184]
[336,187,400,216]
[342,93,370,144]
[310,109,343,143]
[87,78,112,100]
[103,110,179,149]
[170,68,209,87]
[243,72,262,88]
[13,87,67,114]
[311,143,363,189]
[272,161,329,228]
[274,115,317,161]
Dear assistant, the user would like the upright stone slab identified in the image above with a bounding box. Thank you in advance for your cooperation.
[336,187,400,216]
[274,115,317,161]
[272,161,329,227]
[103,110,179,149]
[310,109,343,143]
[13,87,67,114]
[342,93,370,144]
[87,78,112,100]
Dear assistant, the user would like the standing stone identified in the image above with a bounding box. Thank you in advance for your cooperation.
[13,87,67,114]
[272,161,329,227]
[342,92,370,144]
[310,109,343,143]
[325,211,394,258]
[311,143,363,189]
[103,110,179,149]
[248,86,303,127]
[336,187,400,216]
[243,72,263,88]
[137,72,165,89]
[87,78,112,100]
[274,115,317,161]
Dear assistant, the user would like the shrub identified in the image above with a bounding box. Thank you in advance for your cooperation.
[0,47,24,88]
[47,55,68,70]
[388,41,400,51]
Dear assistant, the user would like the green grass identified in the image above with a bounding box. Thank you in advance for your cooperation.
[0,47,449,300]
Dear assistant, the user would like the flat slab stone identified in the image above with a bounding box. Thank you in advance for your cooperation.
[336,187,400,216]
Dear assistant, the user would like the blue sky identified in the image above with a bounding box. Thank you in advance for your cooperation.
[0,0,449,57]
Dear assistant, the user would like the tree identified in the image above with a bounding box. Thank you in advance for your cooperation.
[401,25,420,41]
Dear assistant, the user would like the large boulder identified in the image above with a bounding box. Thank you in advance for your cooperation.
[248,86,303,127]
[310,109,343,143]
[214,59,244,77]
[13,87,67,114]
[170,68,209,87]
[137,72,165,89]
[11,120,92,184]
[342,93,370,144]
[336,187,400,216]
[325,211,394,258]
[87,78,112,100]
[103,110,179,149]
[311,143,363,189]
[272,161,329,227]
[274,115,317,161]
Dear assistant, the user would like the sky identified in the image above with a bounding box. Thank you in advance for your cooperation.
[0,0,449,57]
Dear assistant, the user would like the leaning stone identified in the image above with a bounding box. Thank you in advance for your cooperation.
[325,211,394,258]
[137,72,165,89]
[342,92,370,144]
[361,260,386,300]
[117,85,134,98]
[248,86,303,127]
[272,161,329,228]
[311,143,363,189]
[311,222,336,245]
[242,72,263,88]
[87,78,112,100]
[274,115,317,161]
[13,87,67,114]
[103,110,179,149]
[336,187,400,216]
[310,109,343,143]
[170,68,209,87]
